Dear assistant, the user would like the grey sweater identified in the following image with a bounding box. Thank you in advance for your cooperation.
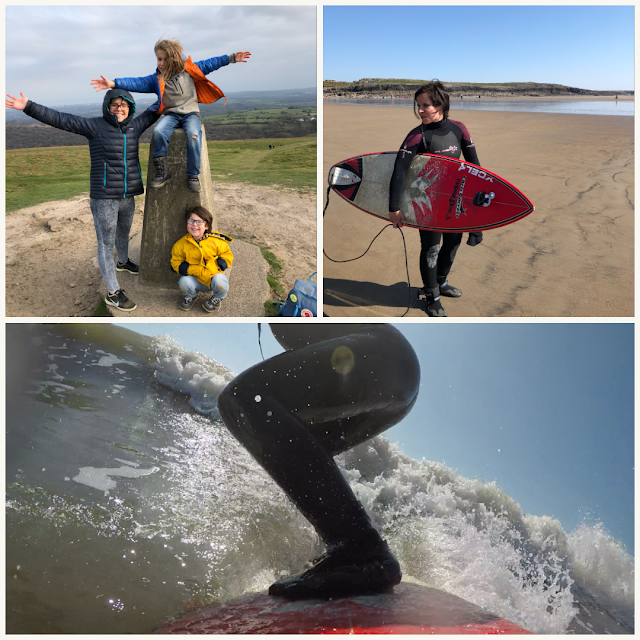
[163,54,236,116]
[162,72,200,116]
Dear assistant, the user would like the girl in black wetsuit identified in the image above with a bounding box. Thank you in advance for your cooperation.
[389,80,483,317]
[217,324,420,599]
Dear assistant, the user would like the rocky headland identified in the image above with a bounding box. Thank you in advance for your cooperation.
[323,79,633,99]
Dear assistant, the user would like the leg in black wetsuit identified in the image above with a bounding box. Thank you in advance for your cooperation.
[419,230,463,317]
[217,324,420,599]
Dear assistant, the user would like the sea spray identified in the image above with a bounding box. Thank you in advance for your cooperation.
[567,523,634,627]
[150,335,235,416]
[337,439,577,633]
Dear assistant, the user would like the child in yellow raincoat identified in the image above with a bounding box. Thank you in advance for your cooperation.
[171,206,233,312]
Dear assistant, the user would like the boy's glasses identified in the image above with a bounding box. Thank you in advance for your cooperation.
[187,220,205,226]
[110,103,129,111]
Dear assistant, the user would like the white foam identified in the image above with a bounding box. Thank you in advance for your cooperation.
[568,522,634,616]
[150,335,235,415]
[337,437,632,634]
[73,464,159,493]
[46,364,64,381]
[27,380,75,394]
[94,350,138,368]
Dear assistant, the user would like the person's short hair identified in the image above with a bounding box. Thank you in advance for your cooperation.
[414,80,450,120]
[185,205,213,231]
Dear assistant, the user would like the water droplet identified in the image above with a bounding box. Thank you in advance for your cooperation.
[255,395,262,402]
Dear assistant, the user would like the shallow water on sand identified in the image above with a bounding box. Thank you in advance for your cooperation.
[328,98,634,117]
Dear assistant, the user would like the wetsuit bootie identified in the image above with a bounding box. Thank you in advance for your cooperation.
[438,278,462,298]
[426,297,447,317]
[269,533,401,600]
[421,286,447,317]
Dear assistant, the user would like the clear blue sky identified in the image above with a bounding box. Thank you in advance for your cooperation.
[117,322,634,554]
[323,6,634,91]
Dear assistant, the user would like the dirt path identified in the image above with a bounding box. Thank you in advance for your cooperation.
[6,184,316,317]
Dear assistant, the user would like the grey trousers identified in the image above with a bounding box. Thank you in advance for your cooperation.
[89,197,135,292]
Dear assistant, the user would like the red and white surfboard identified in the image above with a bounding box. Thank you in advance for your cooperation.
[154,579,532,634]
[328,152,534,232]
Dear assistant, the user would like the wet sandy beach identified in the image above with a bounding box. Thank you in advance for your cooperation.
[322,103,634,317]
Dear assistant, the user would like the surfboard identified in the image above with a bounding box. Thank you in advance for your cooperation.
[328,152,534,232]
[154,577,532,634]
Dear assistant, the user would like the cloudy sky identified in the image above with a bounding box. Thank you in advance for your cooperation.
[6,5,316,105]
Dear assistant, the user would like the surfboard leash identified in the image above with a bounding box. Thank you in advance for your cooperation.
[257,323,265,360]
[323,186,412,317]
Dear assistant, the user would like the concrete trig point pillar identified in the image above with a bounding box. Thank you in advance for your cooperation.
[139,125,216,287]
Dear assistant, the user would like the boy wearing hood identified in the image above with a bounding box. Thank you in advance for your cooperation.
[5,89,159,311]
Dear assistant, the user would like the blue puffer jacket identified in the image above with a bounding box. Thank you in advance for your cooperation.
[114,55,230,113]
[23,89,158,199]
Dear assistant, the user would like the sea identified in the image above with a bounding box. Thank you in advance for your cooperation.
[327,97,634,117]
[6,324,634,634]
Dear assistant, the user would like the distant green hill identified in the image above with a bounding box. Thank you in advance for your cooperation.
[6,137,316,211]
[323,79,632,97]
[7,107,317,150]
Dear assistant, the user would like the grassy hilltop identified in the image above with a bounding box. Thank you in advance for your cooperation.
[6,136,316,212]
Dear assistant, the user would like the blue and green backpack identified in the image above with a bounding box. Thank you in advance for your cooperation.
[276,272,317,317]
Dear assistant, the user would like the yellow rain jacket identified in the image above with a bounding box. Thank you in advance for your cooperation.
[171,231,234,287]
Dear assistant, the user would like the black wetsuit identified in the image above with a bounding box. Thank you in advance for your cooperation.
[389,118,481,298]
[218,324,420,554]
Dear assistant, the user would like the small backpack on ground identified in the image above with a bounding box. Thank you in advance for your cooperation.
[276,272,317,317]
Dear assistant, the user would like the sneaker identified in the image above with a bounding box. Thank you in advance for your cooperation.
[268,538,401,600]
[116,259,139,274]
[150,156,170,188]
[105,289,136,311]
[187,175,201,192]
[202,295,221,312]
[179,295,195,311]
[438,280,462,298]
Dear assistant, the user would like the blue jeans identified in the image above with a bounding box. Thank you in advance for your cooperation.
[152,113,202,176]
[179,274,229,299]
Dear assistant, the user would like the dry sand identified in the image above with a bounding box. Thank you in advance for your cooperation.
[6,184,316,318]
[323,103,633,317]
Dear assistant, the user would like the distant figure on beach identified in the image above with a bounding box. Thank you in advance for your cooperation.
[5,88,158,312]
[91,39,251,193]
[388,80,483,318]
[616,94,619,101]
[218,323,420,599]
